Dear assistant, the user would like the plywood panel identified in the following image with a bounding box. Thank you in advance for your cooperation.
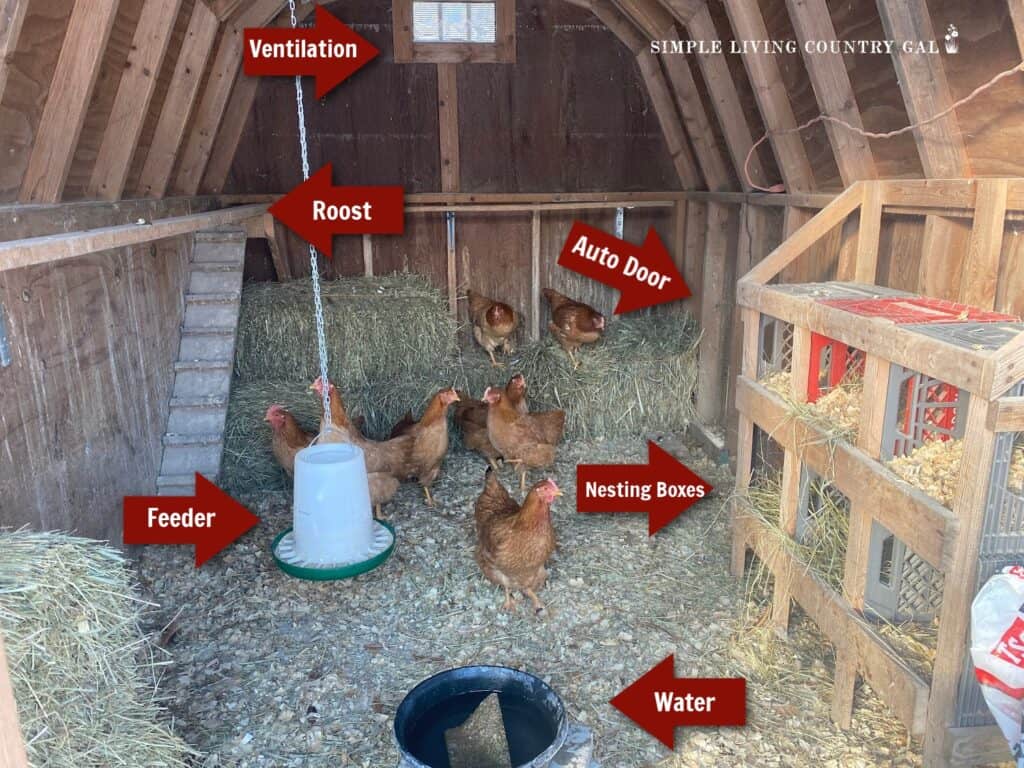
[0,234,192,542]
[877,214,926,292]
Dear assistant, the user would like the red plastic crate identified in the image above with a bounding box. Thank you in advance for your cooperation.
[806,334,865,403]
[817,296,1017,325]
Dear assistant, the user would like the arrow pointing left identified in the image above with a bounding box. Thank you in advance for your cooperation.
[124,474,259,567]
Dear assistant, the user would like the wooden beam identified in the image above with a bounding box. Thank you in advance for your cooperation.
[18,0,120,202]
[437,64,460,192]
[876,0,970,178]
[0,204,267,272]
[361,234,373,276]
[88,0,185,200]
[264,214,291,280]
[785,0,876,184]
[960,178,1008,310]
[210,0,246,21]
[685,4,768,191]
[0,632,28,768]
[0,0,29,106]
[1011,0,1024,57]
[616,0,732,190]
[531,210,541,341]
[991,397,1024,432]
[695,202,735,423]
[135,2,219,197]
[853,182,882,283]
[201,2,315,194]
[720,0,815,192]
[173,0,286,196]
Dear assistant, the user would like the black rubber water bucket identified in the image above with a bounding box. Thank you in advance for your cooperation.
[394,665,569,768]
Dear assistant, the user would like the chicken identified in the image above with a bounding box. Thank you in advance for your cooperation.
[454,375,529,470]
[388,388,460,507]
[309,377,411,518]
[475,470,561,614]
[543,288,606,369]
[484,385,565,492]
[468,289,518,367]
[264,404,314,477]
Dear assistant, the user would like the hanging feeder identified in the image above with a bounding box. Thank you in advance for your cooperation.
[272,442,395,580]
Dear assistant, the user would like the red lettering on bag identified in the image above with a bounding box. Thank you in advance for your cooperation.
[993,616,1024,667]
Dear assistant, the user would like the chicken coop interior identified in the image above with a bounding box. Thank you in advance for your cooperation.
[3,0,1024,766]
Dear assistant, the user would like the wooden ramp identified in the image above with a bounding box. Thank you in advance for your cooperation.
[156,228,246,496]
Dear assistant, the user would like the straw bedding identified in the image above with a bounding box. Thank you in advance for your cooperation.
[221,276,699,495]
[0,531,188,767]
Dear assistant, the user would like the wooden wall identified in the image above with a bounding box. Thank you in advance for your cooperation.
[224,0,679,195]
[0,199,218,542]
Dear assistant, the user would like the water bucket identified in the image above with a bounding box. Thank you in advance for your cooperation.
[394,666,569,768]
[292,442,373,564]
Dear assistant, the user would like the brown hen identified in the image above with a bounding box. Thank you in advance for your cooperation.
[542,288,606,369]
[454,375,529,469]
[265,404,313,477]
[388,388,460,507]
[468,289,518,367]
[475,470,560,614]
[484,385,565,492]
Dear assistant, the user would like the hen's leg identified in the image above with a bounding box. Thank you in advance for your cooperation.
[423,485,436,507]
[487,457,501,472]
[501,586,516,611]
[523,588,546,615]
[518,466,528,493]
[373,504,387,520]
[487,348,504,368]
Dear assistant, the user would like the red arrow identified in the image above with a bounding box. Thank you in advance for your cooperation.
[269,163,404,254]
[611,656,746,749]
[123,474,259,567]
[576,441,712,535]
[558,221,690,314]
[243,6,379,98]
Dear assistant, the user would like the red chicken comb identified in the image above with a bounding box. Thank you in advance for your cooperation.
[264,404,285,421]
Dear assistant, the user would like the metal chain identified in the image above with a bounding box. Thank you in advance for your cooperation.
[288,0,331,426]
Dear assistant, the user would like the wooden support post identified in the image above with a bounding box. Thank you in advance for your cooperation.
[88,0,184,200]
[135,2,219,197]
[173,0,285,195]
[362,234,373,277]
[437,63,460,193]
[732,306,760,577]
[789,325,811,404]
[721,0,814,192]
[853,182,882,284]
[0,631,28,768]
[685,4,768,190]
[923,398,1000,765]
[772,449,802,638]
[961,179,1009,310]
[830,642,857,729]
[531,210,541,341]
[785,0,875,185]
[19,0,120,202]
[264,214,291,281]
[0,0,29,107]
[696,202,735,424]
[671,199,687,291]
[446,215,458,319]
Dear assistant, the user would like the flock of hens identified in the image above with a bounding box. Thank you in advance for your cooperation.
[262,288,606,613]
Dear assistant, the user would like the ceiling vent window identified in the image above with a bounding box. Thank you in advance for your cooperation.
[395,0,515,62]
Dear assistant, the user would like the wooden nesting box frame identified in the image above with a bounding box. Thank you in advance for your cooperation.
[731,179,1024,768]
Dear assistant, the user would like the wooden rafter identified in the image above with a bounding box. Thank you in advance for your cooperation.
[876,0,970,177]
[586,0,701,188]
[135,2,219,197]
[18,0,120,202]
[210,0,247,22]
[656,0,699,25]
[1012,0,1024,56]
[0,0,28,106]
[720,0,814,192]
[172,0,287,196]
[202,2,316,194]
[615,0,732,190]
[88,0,185,200]
[685,4,768,190]
[785,0,876,184]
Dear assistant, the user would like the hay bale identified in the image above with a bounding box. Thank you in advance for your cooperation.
[233,275,456,385]
[0,531,190,767]
[221,312,699,495]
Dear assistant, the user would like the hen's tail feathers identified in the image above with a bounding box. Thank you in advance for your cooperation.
[542,288,571,312]
[389,411,416,438]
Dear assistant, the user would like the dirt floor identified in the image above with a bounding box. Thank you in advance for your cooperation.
[137,434,924,767]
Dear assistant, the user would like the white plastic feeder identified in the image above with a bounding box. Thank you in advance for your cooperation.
[271,442,395,578]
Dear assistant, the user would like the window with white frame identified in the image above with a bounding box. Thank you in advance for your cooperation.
[394,0,515,63]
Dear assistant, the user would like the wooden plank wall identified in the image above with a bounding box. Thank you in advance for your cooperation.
[0,232,193,543]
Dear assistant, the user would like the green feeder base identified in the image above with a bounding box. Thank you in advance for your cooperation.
[271,521,395,581]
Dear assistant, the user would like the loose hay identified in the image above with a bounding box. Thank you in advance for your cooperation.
[0,531,189,768]
[761,370,861,442]
[221,307,699,495]
[233,275,457,385]
[887,439,963,508]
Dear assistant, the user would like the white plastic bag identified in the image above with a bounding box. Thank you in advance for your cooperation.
[971,565,1024,767]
